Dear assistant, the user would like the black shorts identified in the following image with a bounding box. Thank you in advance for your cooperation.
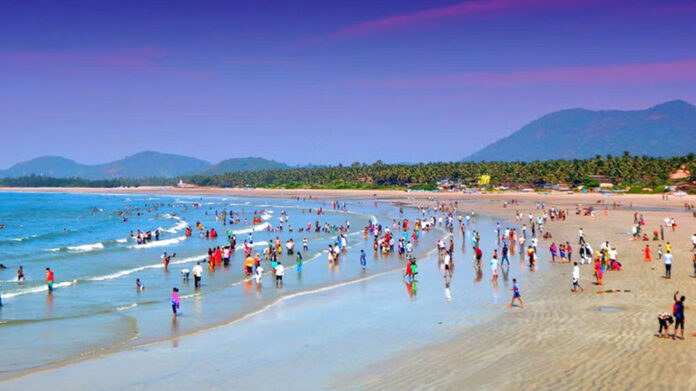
[276,275,283,281]
[674,317,684,329]
[445,264,450,271]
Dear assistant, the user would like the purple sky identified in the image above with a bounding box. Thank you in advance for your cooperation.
[2,0,696,167]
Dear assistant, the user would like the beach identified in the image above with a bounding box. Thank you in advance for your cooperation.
[0,188,694,390]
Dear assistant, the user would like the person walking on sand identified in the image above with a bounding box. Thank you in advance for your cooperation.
[594,256,603,286]
[663,250,674,279]
[644,245,652,262]
[673,291,685,340]
[45,268,54,293]
[572,262,584,293]
[509,278,523,308]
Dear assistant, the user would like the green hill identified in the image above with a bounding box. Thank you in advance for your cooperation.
[199,157,290,175]
[466,100,696,162]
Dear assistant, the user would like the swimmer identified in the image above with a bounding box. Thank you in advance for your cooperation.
[136,278,145,290]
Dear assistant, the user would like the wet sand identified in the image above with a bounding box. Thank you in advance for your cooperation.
[1,188,695,390]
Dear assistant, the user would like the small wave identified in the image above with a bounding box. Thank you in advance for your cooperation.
[87,254,202,282]
[2,281,73,299]
[129,235,187,249]
[47,242,105,253]
[164,220,188,234]
[116,303,138,311]
[232,222,270,235]
[235,241,269,251]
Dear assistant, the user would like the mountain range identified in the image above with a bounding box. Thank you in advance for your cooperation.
[0,152,290,179]
[466,100,696,162]
[3,100,694,178]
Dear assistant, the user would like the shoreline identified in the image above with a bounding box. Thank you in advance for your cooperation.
[2,189,695,389]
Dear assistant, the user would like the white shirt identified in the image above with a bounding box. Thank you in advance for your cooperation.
[192,264,203,277]
[275,264,284,276]
[572,266,580,281]
[255,266,264,282]
[608,249,617,260]
[664,253,674,265]
[490,258,498,271]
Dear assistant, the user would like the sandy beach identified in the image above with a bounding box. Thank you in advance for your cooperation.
[1,187,694,390]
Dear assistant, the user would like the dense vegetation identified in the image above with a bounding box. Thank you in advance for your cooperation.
[2,153,693,192]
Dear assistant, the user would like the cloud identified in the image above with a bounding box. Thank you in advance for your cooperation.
[293,0,591,46]
[350,59,696,89]
[5,48,213,79]
[221,56,298,66]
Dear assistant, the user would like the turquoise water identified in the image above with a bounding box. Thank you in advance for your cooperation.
[0,192,446,378]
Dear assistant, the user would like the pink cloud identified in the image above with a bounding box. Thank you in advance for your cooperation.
[293,0,592,46]
[6,48,213,79]
[350,59,696,89]
[221,56,298,66]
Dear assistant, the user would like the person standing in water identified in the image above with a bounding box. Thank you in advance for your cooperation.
[171,288,180,318]
[509,278,523,308]
[45,268,54,293]
[360,249,366,270]
[17,266,25,282]
[296,252,303,273]
[254,263,264,286]
[192,262,203,288]
[275,262,284,288]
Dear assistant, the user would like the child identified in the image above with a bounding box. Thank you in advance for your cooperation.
[644,245,651,262]
[255,264,264,286]
[136,278,145,290]
[171,288,180,317]
[360,249,366,270]
[509,278,524,308]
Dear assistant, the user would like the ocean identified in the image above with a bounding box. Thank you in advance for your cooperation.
[0,191,454,378]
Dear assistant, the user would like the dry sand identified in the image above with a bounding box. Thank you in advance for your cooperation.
[2,187,695,390]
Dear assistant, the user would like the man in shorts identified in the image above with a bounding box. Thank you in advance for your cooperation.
[275,262,284,288]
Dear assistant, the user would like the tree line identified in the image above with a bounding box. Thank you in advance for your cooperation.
[2,153,695,191]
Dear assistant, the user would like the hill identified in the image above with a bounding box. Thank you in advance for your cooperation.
[0,153,296,179]
[199,157,290,175]
[466,100,696,162]
[0,151,210,179]
[0,156,91,178]
[91,151,210,179]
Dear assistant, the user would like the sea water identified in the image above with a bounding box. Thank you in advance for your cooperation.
[0,192,449,378]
